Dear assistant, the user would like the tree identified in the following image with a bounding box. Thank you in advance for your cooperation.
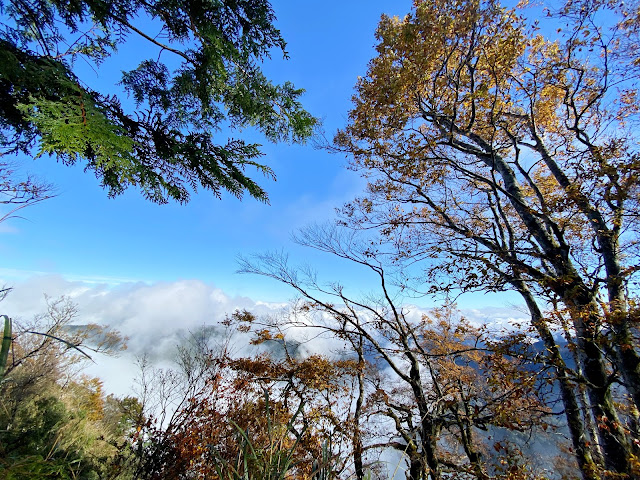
[0,160,53,223]
[129,320,358,480]
[0,161,53,299]
[240,226,554,480]
[0,0,315,204]
[334,0,640,477]
[0,296,124,384]
[0,298,133,479]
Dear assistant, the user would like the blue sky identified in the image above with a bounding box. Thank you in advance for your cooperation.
[1,0,423,301]
[0,0,530,311]
[0,0,532,395]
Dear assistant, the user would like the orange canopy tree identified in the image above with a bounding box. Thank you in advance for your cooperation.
[336,0,640,477]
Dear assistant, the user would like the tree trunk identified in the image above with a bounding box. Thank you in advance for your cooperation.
[407,456,423,480]
[612,328,640,417]
[570,299,632,476]
[515,282,601,480]
[407,347,441,480]
[576,385,605,467]
[594,225,640,417]
[455,414,489,480]
[353,345,365,480]
[608,301,640,420]
[421,420,441,480]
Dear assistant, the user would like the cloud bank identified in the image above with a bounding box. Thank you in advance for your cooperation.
[0,274,530,396]
[0,275,289,394]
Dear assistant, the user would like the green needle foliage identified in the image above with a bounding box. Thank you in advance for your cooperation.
[0,0,316,203]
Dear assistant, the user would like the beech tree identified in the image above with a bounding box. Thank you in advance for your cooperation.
[130,320,360,480]
[241,226,552,480]
[334,0,640,477]
[0,0,315,203]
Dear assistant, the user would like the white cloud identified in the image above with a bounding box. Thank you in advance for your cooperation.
[461,305,531,332]
[0,274,531,397]
[0,274,287,396]
[0,222,19,234]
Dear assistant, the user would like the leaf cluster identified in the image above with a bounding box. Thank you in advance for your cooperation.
[0,0,316,203]
[0,301,138,479]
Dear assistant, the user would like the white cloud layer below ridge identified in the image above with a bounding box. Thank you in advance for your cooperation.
[0,273,530,397]
[0,274,289,395]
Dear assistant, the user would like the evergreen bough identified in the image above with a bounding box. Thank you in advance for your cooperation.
[0,0,316,203]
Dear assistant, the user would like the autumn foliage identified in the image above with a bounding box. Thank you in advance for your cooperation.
[332,0,640,477]
[3,1,640,479]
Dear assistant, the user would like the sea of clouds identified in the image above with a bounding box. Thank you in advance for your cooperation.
[0,274,531,396]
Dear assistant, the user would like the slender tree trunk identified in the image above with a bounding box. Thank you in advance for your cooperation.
[576,385,605,466]
[421,419,441,480]
[0,315,11,382]
[608,301,640,419]
[515,282,601,480]
[455,414,488,480]
[612,328,640,416]
[570,299,632,476]
[580,346,630,475]
[629,406,640,455]
[408,456,423,480]
[406,346,441,480]
[561,317,605,467]
[597,231,640,416]
[353,343,365,480]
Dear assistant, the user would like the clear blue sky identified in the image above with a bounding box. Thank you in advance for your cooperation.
[0,1,531,396]
[0,0,517,308]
